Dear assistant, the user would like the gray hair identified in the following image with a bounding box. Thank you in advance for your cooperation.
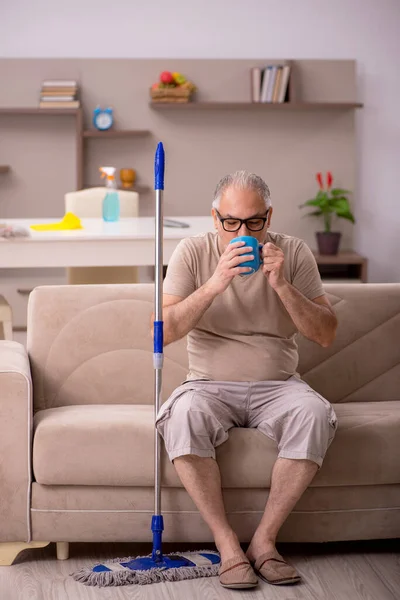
[212,170,271,210]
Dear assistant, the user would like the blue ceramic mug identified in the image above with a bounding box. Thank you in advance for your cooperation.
[229,235,263,275]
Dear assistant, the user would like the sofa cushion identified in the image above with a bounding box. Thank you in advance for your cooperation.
[33,401,400,488]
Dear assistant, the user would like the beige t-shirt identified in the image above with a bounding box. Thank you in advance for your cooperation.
[164,231,324,382]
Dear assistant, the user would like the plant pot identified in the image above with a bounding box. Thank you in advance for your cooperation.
[316,232,342,255]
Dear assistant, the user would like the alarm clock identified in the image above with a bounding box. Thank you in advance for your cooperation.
[93,106,114,131]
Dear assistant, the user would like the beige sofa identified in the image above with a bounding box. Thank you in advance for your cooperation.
[0,283,399,564]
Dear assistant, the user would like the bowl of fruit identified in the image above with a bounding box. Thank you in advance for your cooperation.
[150,71,196,103]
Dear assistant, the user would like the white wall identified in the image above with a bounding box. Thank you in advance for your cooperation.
[1,0,399,282]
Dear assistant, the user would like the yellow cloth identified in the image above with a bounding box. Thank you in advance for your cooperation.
[30,212,83,231]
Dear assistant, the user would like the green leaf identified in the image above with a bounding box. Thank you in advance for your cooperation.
[325,198,337,210]
[301,198,324,207]
[331,188,351,196]
[301,190,353,214]
[307,210,324,217]
[331,197,351,211]
[336,211,356,223]
[331,196,348,202]
[330,197,355,222]
[337,204,355,220]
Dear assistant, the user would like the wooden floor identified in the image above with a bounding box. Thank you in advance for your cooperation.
[0,540,398,600]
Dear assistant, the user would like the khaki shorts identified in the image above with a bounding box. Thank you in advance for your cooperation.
[156,376,337,467]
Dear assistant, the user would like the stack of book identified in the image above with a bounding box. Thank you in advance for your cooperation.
[39,80,79,108]
[251,65,291,103]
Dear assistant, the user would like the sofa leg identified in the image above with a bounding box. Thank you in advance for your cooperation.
[56,542,70,561]
[0,541,50,566]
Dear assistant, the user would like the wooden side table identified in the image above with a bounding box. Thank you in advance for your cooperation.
[313,252,368,283]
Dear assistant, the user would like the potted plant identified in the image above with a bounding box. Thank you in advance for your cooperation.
[300,171,355,255]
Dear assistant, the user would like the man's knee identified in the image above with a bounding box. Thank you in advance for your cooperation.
[165,393,212,435]
[278,393,337,465]
[157,392,227,462]
[293,393,336,435]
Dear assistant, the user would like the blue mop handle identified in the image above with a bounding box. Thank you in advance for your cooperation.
[154,141,165,191]
[151,515,164,561]
[152,142,165,562]
[153,141,165,365]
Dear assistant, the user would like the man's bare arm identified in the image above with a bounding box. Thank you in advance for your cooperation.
[161,286,217,346]
[151,240,254,346]
[262,242,337,347]
[275,284,337,347]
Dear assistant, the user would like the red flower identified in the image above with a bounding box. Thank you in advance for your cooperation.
[326,171,333,189]
[316,172,324,189]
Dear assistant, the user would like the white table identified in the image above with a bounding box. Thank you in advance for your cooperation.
[0,217,214,268]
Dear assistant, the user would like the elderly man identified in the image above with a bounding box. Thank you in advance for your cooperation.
[155,171,338,590]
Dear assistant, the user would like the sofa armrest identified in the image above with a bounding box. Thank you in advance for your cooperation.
[0,341,32,542]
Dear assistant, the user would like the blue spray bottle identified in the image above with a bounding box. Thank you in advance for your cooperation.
[100,166,120,222]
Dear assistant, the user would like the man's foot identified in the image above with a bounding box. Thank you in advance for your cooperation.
[246,535,275,564]
[215,530,258,589]
[219,556,258,589]
[246,535,300,585]
[215,530,246,564]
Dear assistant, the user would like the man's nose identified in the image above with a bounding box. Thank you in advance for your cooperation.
[238,222,250,236]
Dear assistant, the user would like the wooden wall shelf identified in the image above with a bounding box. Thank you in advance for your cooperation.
[0,107,151,191]
[150,102,363,110]
[83,129,151,138]
[0,165,10,173]
[0,108,79,115]
[0,59,362,204]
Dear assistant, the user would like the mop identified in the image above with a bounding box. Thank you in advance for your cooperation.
[72,142,221,586]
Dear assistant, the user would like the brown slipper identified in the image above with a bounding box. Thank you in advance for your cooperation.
[253,550,301,585]
[219,555,258,589]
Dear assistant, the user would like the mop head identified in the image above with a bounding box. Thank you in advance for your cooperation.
[72,550,221,587]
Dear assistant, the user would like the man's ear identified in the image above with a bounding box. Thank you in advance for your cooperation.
[267,206,273,227]
[211,208,218,230]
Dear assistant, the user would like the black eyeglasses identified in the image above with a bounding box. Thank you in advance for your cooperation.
[215,209,269,232]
